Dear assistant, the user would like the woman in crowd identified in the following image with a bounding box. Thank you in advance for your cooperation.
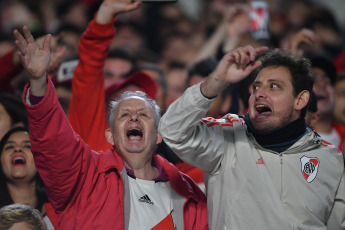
[0,127,58,229]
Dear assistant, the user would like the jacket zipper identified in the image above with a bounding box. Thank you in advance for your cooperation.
[279,152,283,200]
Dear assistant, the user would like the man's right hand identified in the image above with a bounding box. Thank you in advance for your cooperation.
[201,45,268,98]
[96,0,142,24]
[14,26,51,96]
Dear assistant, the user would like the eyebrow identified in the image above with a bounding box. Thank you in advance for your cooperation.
[254,79,287,86]
[5,140,31,145]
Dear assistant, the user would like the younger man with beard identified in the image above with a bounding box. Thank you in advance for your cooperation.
[159,46,345,229]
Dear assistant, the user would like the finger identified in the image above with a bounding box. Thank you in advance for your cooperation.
[13,29,28,51]
[254,46,269,56]
[125,1,141,11]
[246,45,257,61]
[245,60,262,74]
[22,26,35,44]
[232,51,240,63]
[42,34,52,52]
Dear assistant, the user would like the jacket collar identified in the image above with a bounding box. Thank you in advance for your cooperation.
[98,149,124,174]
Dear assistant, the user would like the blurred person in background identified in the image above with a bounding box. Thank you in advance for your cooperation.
[0,203,47,230]
[0,93,27,140]
[134,62,168,114]
[334,73,345,126]
[164,61,188,107]
[0,127,58,229]
[308,53,345,150]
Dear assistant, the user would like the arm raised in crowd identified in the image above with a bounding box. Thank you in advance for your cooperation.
[159,45,267,172]
[68,0,141,151]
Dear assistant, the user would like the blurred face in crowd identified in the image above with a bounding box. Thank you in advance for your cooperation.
[1,131,36,183]
[104,58,133,89]
[165,68,187,106]
[106,97,161,162]
[249,66,307,132]
[312,67,335,116]
[334,79,345,124]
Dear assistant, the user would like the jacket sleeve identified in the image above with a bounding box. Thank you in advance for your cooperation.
[158,83,226,173]
[67,17,116,151]
[23,77,97,213]
[326,170,345,229]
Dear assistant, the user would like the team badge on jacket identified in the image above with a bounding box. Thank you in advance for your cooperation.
[300,156,320,183]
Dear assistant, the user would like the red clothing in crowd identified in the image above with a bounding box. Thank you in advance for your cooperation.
[68,17,116,151]
[23,78,208,229]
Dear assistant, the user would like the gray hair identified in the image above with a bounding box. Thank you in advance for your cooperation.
[107,91,161,131]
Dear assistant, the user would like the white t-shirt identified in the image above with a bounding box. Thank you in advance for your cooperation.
[128,176,176,230]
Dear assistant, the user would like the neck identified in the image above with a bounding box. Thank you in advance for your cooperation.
[123,154,159,180]
[7,181,37,208]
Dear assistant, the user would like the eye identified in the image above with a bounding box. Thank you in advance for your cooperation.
[271,83,279,89]
[24,145,31,150]
[120,112,129,118]
[4,145,14,151]
[139,112,148,117]
[252,85,259,92]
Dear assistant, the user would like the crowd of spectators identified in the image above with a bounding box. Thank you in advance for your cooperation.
[0,0,345,228]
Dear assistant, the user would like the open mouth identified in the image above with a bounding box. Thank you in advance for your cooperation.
[256,104,272,114]
[127,128,143,140]
[11,155,26,166]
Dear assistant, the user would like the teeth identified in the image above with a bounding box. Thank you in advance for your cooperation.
[256,105,267,108]
[12,156,25,164]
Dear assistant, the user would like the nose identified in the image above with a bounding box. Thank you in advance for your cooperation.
[14,144,23,152]
[254,87,267,99]
[130,112,139,121]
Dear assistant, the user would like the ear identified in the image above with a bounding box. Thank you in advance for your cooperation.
[105,128,115,146]
[220,95,232,115]
[295,90,310,111]
[156,133,162,145]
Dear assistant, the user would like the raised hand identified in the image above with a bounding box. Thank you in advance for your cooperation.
[14,26,52,96]
[96,0,142,24]
[201,45,268,98]
[288,28,316,57]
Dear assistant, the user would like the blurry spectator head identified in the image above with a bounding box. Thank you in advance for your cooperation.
[286,0,313,30]
[105,71,158,113]
[0,127,48,212]
[55,24,83,61]
[334,73,345,125]
[56,1,90,30]
[305,91,320,127]
[0,0,44,34]
[308,52,336,117]
[0,94,28,140]
[0,203,46,230]
[104,48,136,89]
[165,61,188,107]
[110,22,146,54]
[304,7,342,58]
[134,63,168,113]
